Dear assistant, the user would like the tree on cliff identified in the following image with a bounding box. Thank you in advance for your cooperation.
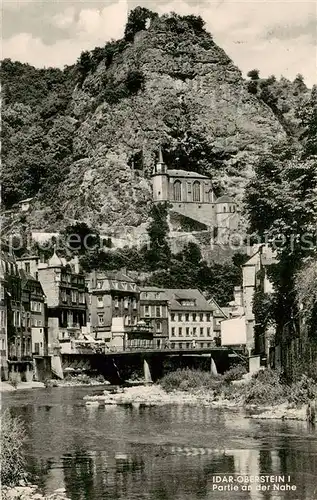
[145,203,171,269]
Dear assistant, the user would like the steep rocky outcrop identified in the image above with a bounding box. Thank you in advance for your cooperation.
[1,11,294,234]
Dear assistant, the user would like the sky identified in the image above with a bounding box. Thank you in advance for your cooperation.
[2,0,316,86]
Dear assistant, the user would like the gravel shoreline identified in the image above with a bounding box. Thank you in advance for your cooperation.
[83,384,310,421]
[1,485,70,500]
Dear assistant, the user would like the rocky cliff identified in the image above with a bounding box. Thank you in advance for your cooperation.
[2,9,309,236]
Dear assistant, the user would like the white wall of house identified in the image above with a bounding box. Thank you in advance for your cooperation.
[221,316,247,346]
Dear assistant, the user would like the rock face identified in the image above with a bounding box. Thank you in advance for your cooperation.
[3,12,288,234]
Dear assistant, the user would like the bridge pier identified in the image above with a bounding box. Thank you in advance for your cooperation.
[143,358,153,384]
[210,356,218,376]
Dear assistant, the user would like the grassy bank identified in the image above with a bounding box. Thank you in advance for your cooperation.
[159,367,317,410]
[0,411,70,499]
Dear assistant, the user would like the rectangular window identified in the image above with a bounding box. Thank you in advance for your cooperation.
[171,327,175,337]
[186,342,190,349]
[206,313,211,322]
[156,306,161,317]
[145,305,150,317]
[114,297,119,308]
[16,311,21,327]
[97,295,103,308]
[200,327,204,336]
[207,327,211,337]
[71,290,77,303]
[178,314,182,322]
[156,321,162,332]
[185,313,189,322]
[61,290,67,302]
[178,327,183,336]
[98,314,104,326]
[186,327,190,336]
[192,327,197,336]
[132,299,137,310]
[25,262,30,274]
[79,293,85,304]
[179,342,183,349]
[171,313,175,321]
[97,280,103,289]
[192,313,196,321]
[199,313,204,322]
[124,298,129,309]
[38,320,42,327]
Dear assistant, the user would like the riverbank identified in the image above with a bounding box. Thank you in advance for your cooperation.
[0,375,111,392]
[0,381,46,392]
[2,485,71,500]
[83,383,310,420]
[83,368,317,422]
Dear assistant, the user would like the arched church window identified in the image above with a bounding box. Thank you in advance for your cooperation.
[173,180,182,201]
[193,181,201,202]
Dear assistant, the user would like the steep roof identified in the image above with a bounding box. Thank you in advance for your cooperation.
[167,169,209,180]
[164,288,214,311]
[48,251,63,268]
[215,195,234,204]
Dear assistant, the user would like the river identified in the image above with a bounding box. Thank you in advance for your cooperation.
[2,386,317,500]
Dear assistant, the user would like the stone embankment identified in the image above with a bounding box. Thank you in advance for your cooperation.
[2,486,70,500]
[83,385,311,421]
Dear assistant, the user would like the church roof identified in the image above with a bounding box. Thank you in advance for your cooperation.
[48,251,63,268]
[215,195,234,204]
[167,169,209,179]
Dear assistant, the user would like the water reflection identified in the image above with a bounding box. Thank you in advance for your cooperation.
[2,387,317,500]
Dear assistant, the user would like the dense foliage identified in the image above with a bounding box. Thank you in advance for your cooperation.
[1,410,26,486]
[245,86,317,344]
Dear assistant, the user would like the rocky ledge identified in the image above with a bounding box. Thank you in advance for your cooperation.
[83,385,312,421]
[84,384,241,408]
[2,486,70,500]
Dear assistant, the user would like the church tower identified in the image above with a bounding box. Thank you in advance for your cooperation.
[152,147,169,202]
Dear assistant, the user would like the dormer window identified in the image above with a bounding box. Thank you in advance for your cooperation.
[97,280,103,289]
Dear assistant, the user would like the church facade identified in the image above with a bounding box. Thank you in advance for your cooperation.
[152,150,239,232]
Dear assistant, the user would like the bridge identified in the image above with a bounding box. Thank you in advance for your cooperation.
[54,346,247,384]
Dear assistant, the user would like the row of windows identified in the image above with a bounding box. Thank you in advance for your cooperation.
[170,342,214,349]
[173,180,212,203]
[171,312,211,322]
[61,290,85,304]
[96,280,137,291]
[171,326,212,337]
[140,292,162,300]
[143,305,164,317]
[30,301,42,312]
[97,314,137,326]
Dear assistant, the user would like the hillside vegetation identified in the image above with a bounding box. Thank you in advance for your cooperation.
[2,8,312,234]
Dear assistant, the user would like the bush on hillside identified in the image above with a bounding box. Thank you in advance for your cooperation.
[159,368,220,392]
[1,410,26,486]
[287,375,317,406]
[244,369,286,406]
[222,364,247,383]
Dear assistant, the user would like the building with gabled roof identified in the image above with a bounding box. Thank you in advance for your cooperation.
[139,287,169,348]
[163,288,216,349]
[152,148,239,232]
[86,270,140,345]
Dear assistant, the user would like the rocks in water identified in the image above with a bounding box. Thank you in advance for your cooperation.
[1,486,71,500]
